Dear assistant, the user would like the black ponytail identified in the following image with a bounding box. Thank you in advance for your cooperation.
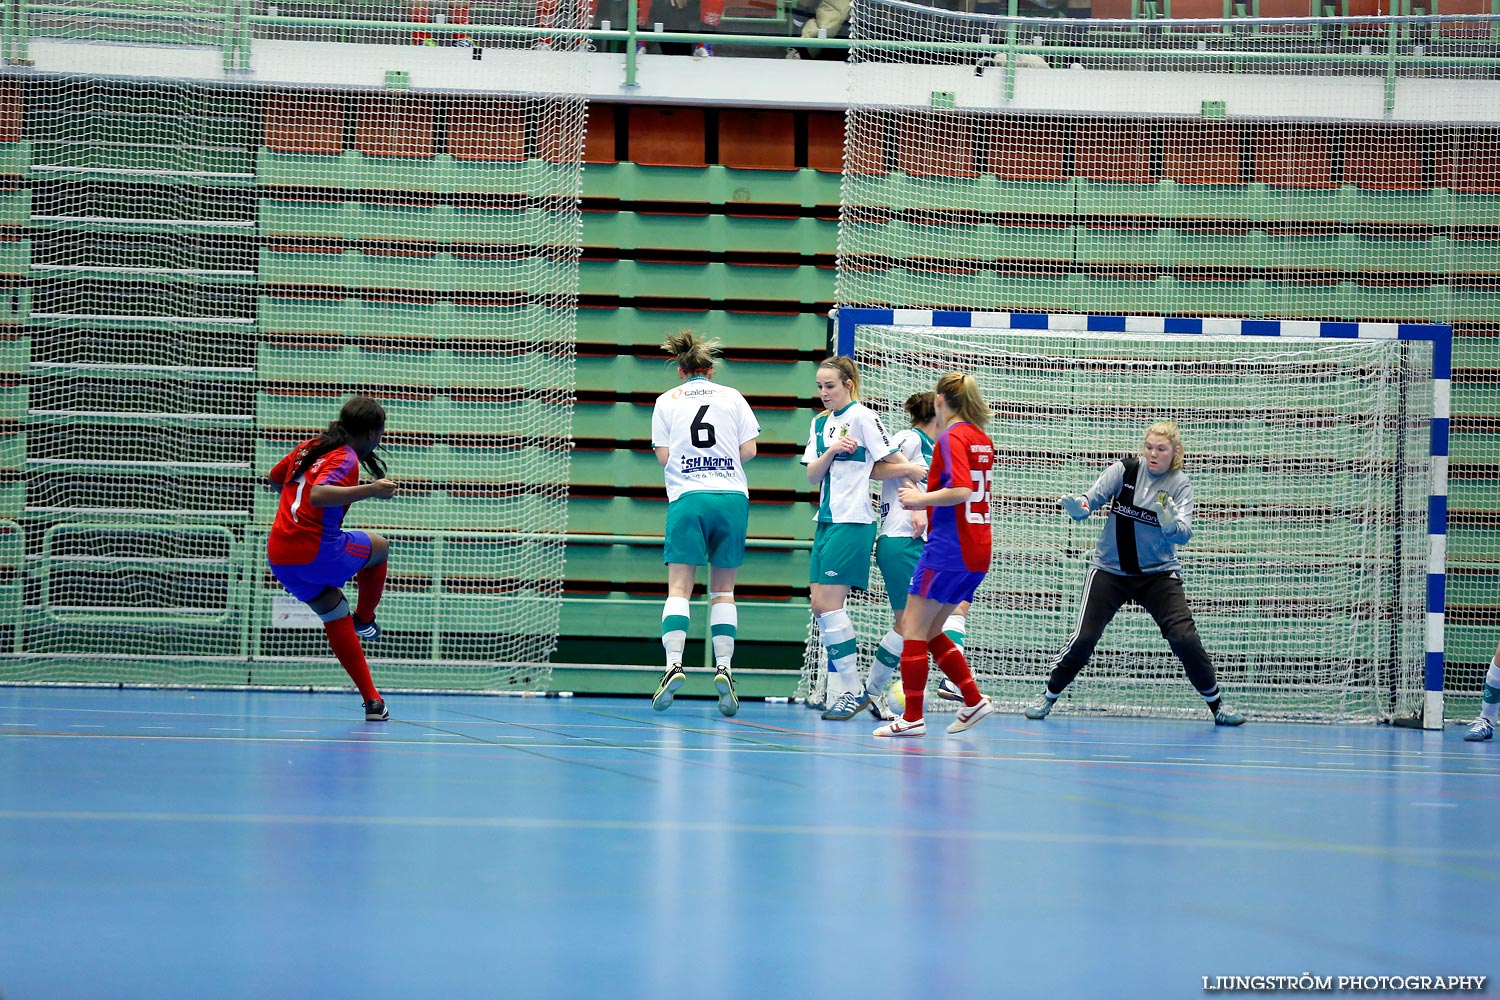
[292,395,387,481]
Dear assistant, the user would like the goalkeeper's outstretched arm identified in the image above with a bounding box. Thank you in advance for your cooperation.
[1060,462,1126,520]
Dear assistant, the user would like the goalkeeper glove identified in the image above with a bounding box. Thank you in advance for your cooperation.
[1060,495,1090,521]
[1156,493,1180,533]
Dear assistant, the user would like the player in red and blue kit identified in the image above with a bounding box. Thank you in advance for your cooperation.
[875,372,997,738]
[266,396,398,721]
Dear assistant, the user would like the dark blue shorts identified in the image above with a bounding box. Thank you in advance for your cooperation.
[269,530,374,603]
[909,565,985,607]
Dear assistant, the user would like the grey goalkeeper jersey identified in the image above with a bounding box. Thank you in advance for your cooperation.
[1082,457,1195,576]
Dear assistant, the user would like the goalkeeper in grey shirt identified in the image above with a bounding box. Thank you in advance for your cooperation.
[1022,421,1245,726]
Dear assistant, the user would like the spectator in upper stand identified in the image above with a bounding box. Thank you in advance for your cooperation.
[636,0,723,55]
[788,0,849,58]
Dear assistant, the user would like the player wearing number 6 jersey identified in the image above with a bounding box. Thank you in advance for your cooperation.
[649,331,760,717]
[875,372,996,738]
[1022,421,1246,727]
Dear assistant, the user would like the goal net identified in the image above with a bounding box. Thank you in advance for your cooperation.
[800,311,1447,724]
[0,10,590,690]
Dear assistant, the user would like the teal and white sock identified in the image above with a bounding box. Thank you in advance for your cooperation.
[817,607,859,696]
[867,629,903,694]
[710,597,737,672]
[661,596,690,667]
[1482,661,1500,723]
[943,614,967,650]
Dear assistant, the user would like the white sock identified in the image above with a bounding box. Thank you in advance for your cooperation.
[942,614,967,650]
[817,608,859,696]
[661,596,690,667]
[1482,662,1500,723]
[867,629,903,694]
[710,600,737,671]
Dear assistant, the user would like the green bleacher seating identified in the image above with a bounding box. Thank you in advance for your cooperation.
[259,248,569,293]
[255,438,566,488]
[0,239,26,276]
[1453,378,1500,418]
[568,495,812,539]
[574,306,823,350]
[257,391,565,437]
[1077,227,1171,266]
[1165,229,1271,269]
[856,174,1077,216]
[859,221,1074,264]
[1138,180,1261,222]
[0,189,27,226]
[565,542,807,590]
[575,354,816,396]
[1448,528,1500,566]
[577,259,830,302]
[0,142,28,178]
[256,150,578,197]
[560,596,810,645]
[1345,282,1443,321]
[985,272,1088,313]
[31,119,251,175]
[259,297,569,342]
[1453,191,1500,228]
[260,200,576,246]
[1451,285,1500,322]
[581,211,835,256]
[582,163,843,208]
[1079,274,1177,315]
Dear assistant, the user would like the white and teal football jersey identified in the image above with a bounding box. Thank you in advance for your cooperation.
[651,376,760,502]
[800,400,898,525]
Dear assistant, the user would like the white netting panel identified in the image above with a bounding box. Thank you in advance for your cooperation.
[838,0,1497,717]
[1,8,589,688]
[800,323,1435,723]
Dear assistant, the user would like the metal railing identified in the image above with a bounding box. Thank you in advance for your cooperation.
[5,5,1500,85]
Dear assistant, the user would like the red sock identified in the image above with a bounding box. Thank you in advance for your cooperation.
[929,633,983,707]
[324,615,380,702]
[354,560,387,623]
[900,638,929,722]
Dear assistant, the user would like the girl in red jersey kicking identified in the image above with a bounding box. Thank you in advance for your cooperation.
[875,372,996,738]
[266,396,398,721]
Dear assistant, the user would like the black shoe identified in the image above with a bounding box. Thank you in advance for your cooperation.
[352,615,381,641]
[652,664,686,711]
[713,666,739,717]
[364,698,389,721]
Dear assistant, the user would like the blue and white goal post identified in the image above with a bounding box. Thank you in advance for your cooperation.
[831,307,1451,727]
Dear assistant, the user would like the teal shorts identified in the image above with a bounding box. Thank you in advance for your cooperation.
[875,535,924,611]
[808,520,878,589]
[663,491,749,568]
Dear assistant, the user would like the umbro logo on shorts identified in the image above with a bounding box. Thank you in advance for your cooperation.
[825,570,838,577]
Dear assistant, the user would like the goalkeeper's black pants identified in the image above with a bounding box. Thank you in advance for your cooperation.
[1046,567,1218,696]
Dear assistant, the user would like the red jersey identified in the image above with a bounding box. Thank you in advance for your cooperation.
[266,440,361,565]
[922,421,994,572]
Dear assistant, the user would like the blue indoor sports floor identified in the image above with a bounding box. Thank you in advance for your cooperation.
[0,686,1495,1000]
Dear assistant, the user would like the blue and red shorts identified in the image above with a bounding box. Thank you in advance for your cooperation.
[269,530,374,603]
[909,564,985,607]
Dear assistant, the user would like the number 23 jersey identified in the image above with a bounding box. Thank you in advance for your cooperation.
[923,421,995,572]
[652,376,760,502]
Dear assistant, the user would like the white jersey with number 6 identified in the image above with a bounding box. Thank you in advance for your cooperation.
[652,376,760,502]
